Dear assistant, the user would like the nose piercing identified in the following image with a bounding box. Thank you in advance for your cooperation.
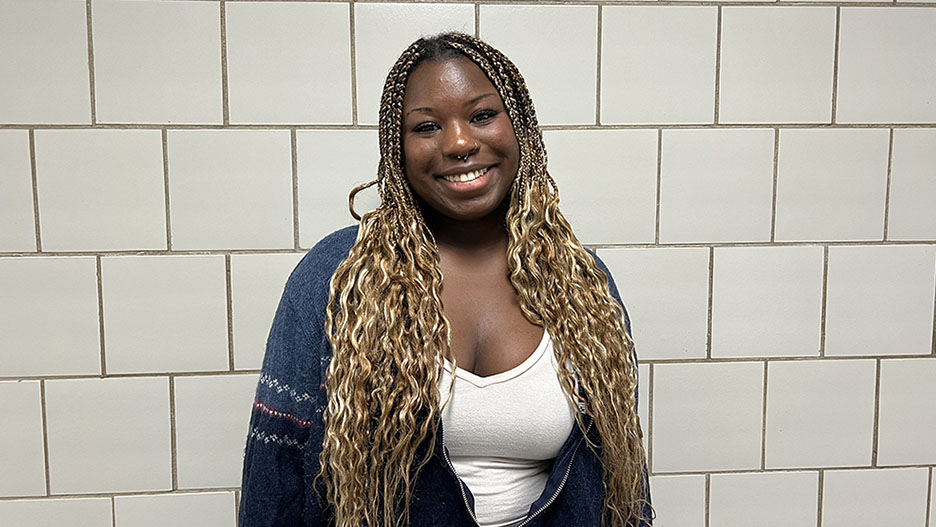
[455,144,479,162]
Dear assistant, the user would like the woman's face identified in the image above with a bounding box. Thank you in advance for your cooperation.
[401,56,520,223]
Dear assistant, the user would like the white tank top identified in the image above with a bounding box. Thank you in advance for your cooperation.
[438,330,577,527]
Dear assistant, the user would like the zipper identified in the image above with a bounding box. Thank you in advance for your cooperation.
[441,431,482,526]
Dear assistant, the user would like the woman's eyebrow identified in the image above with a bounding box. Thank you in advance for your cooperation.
[405,93,498,118]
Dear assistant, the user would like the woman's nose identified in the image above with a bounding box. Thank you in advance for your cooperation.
[443,121,477,160]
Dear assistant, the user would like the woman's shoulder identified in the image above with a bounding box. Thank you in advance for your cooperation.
[281,225,359,309]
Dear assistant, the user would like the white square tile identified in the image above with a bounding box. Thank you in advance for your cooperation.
[0,498,112,527]
[101,255,228,374]
[296,130,379,247]
[481,5,597,125]
[648,475,705,527]
[0,0,90,124]
[354,3,474,125]
[659,129,774,243]
[167,130,293,250]
[653,362,763,472]
[597,248,709,360]
[34,130,166,251]
[0,381,46,497]
[231,253,305,370]
[878,359,936,466]
[0,130,36,251]
[823,468,929,527]
[115,492,235,527]
[775,129,889,242]
[719,7,835,123]
[837,9,936,124]
[601,7,717,125]
[765,359,875,468]
[174,374,259,489]
[638,363,650,455]
[888,129,936,241]
[0,257,100,377]
[710,472,818,527]
[45,377,171,494]
[711,247,823,358]
[544,130,657,244]
[226,2,351,125]
[92,0,222,124]
[825,245,935,356]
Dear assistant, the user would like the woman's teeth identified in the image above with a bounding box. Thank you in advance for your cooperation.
[442,167,486,183]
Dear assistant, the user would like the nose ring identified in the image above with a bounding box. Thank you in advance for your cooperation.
[455,144,480,162]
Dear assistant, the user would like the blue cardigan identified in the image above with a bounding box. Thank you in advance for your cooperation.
[239,226,652,526]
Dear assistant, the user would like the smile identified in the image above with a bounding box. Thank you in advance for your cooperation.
[440,166,489,183]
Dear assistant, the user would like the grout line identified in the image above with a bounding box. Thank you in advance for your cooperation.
[761,361,768,471]
[40,380,52,496]
[713,6,722,125]
[221,1,230,126]
[28,130,42,252]
[817,469,825,527]
[932,270,936,356]
[291,129,300,250]
[0,488,245,502]
[830,7,841,124]
[770,128,780,242]
[349,1,359,126]
[96,256,107,376]
[647,364,654,474]
[820,246,829,357]
[0,370,261,383]
[169,376,178,491]
[162,129,172,250]
[706,247,715,359]
[704,473,711,527]
[86,0,97,124]
[595,5,602,126]
[225,254,235,372]
[883,128,894,241]
[234,490,241,526]
[655,129,662,244]
[474,3,480,38]
[925,467,933,527]
[871,358,881,467]
[111,496,116,527]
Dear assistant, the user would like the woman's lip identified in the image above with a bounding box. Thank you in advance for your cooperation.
[438,166,493,192]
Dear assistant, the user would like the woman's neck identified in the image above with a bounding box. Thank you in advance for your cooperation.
[423,204,509,259]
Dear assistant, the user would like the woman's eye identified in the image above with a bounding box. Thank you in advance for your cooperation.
[413,122,439,134]
[472,110,499,123]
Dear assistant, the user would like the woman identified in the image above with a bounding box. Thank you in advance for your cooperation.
[240,32,652,527]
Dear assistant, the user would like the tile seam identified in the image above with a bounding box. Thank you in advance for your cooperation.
[86,0,97,124]
[0,487,244,502]
[162,129,172,250]
[761,361,768,471]
[40,380,51,497]
[170,376,178,491]
[595,5,602,126]
[820,246,829,357]
[475,3,480,38]
[713,6,722,125]
[291,129,300,250]
[932,267,936,356]
[110,496,116,527]
[221,1,230,126]
[96,256,107,376]
[628,465,933,477]
[704,473,711,527]
[28,130,42,252]
[817,469,824,527]
[925,467,933,527]
[225,255,235,372]
[350,1,359,126]
[706,247,714,359]
[871,358,881,467]
[831,7,840,124]
[0,371,261,383]
[654,129,662,244]
[234,489,241,525]
[883,128,894,241]
[647,364,654,474]
[770,128,779,242]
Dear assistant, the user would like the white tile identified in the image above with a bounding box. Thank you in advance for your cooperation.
[354,3,474,125]
[653,362,763,472]
[837,9,936,124]
[719,7,835,123]
[601,7,717,125]
[825,245,935,356]
[0,0,90,124]
[101,255,228,374]
[544,130,657,244]
[597,248,709,360]
[0,498,112,527]
[0,381,45,497]
[226,2,351,125]
[648,475,706,527]
[878,359,936,466]
[888,129,936,241]
[659,129,774,243]
[45,377,171,494]
[710,472,818,527]
[712,247,823,358]
[0,257,100,377]
[0,130,36,251]
[296,130,379,247]
[638,363,650,455]
[823,468,929,527]
[167,130,293,250]
[34,130,166,251]
[481,5,597,125]
[174,374,259,489]
[92,0,221,124]
[115,492,235,527]
[765,359,875,468]
[775,128,889,242]
[231,253,304,370]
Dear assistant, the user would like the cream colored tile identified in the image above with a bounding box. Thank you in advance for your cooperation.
[712,247,823,358]
[174,374,259,489]
[659,129,774,243]
[481,5,597,125]
[115,492,235,527]
[878,359,936,466]
[92,0,221,124]
[597,248,709,360]
[648,475,705,527]
[34,130,166,251]
[823,468,929,527]
[46,377,171,494]
[0,130,36,251]
[601,7,717,125]
[226,2,350,125]
[653,362,763,472]
[0,0,90,124]
[101,255,228,374]
[354,3,474,125]
[775,129,889,242]
[837,9,936,124]
[167,130,293,250]
[0,498,112,527]
[0,257,100,377]
[765,359,875,469]
[710,472,819,527]
[0,381,45,497]
[888,129,936,241]
[825,246,935,356]
[719,7,835,123]
[544,130,657,244]
[638,363,650,455]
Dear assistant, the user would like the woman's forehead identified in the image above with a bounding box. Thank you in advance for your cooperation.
[402,57,500,110]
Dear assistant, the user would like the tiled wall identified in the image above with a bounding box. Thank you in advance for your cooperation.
[1,1,934,526]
